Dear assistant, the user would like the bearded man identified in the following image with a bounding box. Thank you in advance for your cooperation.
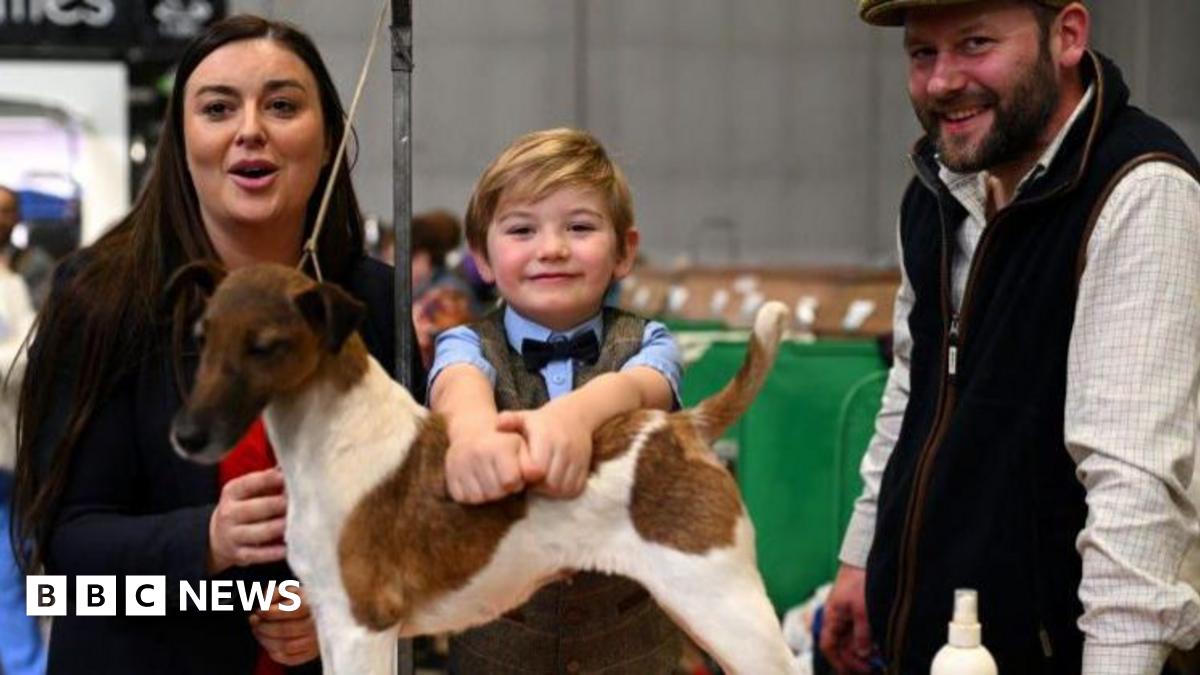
[819,2,1200,673]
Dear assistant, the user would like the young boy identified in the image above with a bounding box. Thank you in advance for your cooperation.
[427,128,684,674]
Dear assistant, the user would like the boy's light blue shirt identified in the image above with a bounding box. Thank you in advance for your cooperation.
[428,305,682,404]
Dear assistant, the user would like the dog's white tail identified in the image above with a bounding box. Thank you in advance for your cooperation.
[690,301,789,444]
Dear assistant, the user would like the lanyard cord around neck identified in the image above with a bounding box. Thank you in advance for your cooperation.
[297,0,390,282]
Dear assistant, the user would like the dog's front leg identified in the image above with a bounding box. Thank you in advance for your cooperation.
[313,602,398,675]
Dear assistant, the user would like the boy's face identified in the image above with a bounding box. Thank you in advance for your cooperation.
[474,186,637,331]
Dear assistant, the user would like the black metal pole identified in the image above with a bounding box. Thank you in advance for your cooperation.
[390,1,414,674]
[391,0,413,386]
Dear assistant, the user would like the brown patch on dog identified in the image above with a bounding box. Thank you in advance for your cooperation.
[338,414,528,630]
[314,332,368,392]
[629,414,742,554]
[590,409,657,466]
[626,308,786,554]
[340,410,664,630]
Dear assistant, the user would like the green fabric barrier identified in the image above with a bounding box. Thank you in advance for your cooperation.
[660,318,728,332]
[680,339,887,613]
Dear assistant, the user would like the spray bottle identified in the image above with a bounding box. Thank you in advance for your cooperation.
[930,589,998,675]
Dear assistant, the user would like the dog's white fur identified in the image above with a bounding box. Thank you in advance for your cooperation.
[193,290,800,675]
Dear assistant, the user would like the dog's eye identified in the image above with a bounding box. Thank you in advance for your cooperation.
[247,337,288,358]
[192,320,205,346]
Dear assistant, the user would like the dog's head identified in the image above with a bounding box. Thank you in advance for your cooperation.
[168,262,365,464]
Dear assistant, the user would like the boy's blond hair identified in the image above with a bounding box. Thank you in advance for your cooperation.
[465,128,634,258]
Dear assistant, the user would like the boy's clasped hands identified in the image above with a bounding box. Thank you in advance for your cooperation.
[445,399,593,504]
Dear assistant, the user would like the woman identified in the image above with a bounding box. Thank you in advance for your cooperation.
[11,16,416,675]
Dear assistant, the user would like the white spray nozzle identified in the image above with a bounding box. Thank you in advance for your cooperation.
[953,589,979,624]
[947,589,983,648]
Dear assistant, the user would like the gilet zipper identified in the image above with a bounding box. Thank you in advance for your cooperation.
[885,197,1006,672]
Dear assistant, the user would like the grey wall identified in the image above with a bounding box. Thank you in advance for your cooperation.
[1089,2,1200,149]
[230,0,1198,267]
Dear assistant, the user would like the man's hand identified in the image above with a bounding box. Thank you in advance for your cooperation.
[496,407,592,498]
[820,563,874,674]
[444,429,528,504]
[250,586,319,666]
[207,468,288,575]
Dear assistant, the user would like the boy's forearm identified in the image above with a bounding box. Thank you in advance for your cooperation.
[430,365,500,443]
[545,368,672,430]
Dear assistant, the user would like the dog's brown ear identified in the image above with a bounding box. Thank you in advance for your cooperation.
[164,260,227,308]
[293,283,366,353]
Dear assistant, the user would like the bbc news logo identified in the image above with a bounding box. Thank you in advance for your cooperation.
[27,576,302,616]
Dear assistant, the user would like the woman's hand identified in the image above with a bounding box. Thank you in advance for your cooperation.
[251,586,319,666]
[207,468,288,574]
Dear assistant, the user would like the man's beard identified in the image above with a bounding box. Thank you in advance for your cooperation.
[914,48,1060,174]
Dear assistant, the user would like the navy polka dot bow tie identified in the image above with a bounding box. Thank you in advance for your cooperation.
[521,331,601,372]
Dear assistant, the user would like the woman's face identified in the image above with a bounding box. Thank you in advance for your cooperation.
[183,38,328,253]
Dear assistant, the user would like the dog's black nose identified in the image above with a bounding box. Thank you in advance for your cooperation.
[171,416,210,455]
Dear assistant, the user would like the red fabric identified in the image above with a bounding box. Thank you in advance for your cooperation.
[218,418,277,486]
[218,418,287,675]
[253,650,286,675]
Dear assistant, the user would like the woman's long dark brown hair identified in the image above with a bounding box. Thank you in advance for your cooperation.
[10,15,366,572]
